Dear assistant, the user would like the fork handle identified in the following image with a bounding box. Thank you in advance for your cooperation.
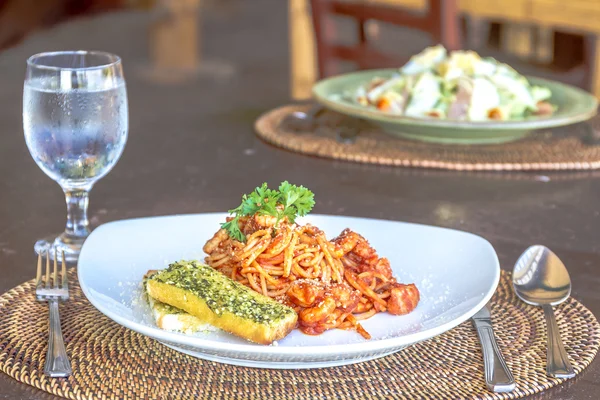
[44,300,72,378]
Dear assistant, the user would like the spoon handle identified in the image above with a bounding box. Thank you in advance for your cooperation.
[542,304,575,378]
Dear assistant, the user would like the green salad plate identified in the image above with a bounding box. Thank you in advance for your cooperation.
[312,69,598,145]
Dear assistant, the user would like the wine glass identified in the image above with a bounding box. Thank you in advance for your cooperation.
[23,51,129,262]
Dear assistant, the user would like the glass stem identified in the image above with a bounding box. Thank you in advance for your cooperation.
[63,189,91,240]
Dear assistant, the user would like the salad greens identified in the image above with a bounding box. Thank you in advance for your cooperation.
[354,45,554,121]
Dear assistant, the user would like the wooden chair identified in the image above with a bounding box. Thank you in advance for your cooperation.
[309,0,461,79]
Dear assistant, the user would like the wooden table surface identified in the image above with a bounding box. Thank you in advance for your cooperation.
[0,1,599,398]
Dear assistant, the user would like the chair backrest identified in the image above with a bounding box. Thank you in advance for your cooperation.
[309,0,461,78]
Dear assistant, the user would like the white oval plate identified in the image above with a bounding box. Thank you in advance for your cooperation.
[78,213,500,369]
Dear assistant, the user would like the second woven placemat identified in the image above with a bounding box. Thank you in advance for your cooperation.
[255,104,600,171]
[0,270,599,400]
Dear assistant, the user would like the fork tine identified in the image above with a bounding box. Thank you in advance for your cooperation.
[61,251,68,289]
[45,250,51,288]
[36,253,43,288]
[53,248,59,288]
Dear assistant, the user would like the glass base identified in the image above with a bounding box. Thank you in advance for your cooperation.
[34,234,86,264]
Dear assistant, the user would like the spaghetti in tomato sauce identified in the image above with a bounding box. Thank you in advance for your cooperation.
[203,213,420,339]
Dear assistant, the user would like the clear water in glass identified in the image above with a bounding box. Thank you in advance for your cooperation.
[23,51,128,262]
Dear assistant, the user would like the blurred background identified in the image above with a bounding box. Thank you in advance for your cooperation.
[0,0,598,99]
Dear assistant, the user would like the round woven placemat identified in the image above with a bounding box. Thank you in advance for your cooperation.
[255,104,600,171]
[0,270,598,400]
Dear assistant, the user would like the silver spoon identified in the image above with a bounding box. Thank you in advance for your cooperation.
[512,245,576,379]
[280,105,360,143]
[280,105,325,132]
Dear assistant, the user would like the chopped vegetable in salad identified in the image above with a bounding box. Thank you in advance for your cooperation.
[353,45,555,121]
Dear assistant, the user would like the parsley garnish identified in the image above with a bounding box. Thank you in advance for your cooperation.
[221,181,315,242]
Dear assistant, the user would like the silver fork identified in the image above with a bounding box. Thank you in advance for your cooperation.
[35,250,72,378]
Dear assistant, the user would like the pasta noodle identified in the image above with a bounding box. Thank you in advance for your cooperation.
[203,214,420,339]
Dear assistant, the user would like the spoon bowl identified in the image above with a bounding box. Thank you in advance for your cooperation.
[280,105,325,132]
[512,245,575,379]
[513,245,571,306]
[279,105,360,143]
